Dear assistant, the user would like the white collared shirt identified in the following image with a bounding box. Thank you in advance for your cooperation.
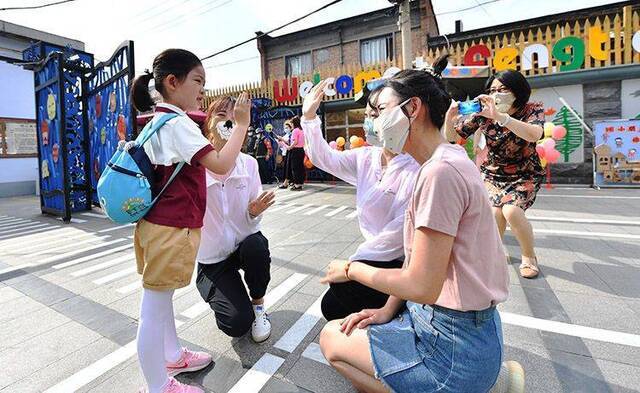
[303,116,420,263]
[197,153,263,264]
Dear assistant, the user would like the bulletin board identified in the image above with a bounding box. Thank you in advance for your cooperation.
[593,119,640,188]
[0,117,37,157]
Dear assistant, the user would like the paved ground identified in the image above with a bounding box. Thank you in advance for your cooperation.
[0,183,639,393]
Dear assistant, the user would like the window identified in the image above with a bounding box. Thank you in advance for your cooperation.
[286,52,312,77]
[324,109,366,146]
[360,35,393,65]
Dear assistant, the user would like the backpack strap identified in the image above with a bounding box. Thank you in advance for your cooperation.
[136,113,179,146]
[137,112,184,206]
[150,161,185,205]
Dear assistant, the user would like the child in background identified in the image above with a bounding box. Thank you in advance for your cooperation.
[130,48,251,393]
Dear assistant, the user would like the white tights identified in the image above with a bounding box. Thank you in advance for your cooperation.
[137,288,182,393]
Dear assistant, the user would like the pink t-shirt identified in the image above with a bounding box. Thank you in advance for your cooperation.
[404,143,509,311]
[291,127,305,148]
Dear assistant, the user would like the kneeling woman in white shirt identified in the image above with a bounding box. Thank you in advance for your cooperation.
[196,97,276,343]
[302,84,420,321]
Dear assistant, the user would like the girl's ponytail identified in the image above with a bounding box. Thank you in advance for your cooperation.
[131,71,155,112]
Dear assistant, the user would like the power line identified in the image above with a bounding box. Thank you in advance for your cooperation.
[204,55,259,69]
[0,0,76,11]
[435,0,502,16]
[146,0,232,35]
[200,0,343,62]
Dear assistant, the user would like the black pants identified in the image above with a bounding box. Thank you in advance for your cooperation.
[257,157,274,184]
[321,259,404,321]
[282,153,293,182]
[196,232,271,337]
[289,147,306,185]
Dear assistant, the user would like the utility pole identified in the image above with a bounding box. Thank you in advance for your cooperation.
[392,0,413,69]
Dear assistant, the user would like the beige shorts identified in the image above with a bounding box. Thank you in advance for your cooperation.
[134,219,201,290]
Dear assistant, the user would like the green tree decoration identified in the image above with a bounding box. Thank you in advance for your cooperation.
[552,105,583,162]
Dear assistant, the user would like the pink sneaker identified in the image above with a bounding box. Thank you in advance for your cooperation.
[166,347,213,377]
[139,377,203,393]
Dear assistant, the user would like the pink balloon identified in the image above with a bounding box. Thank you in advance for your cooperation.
[535,144,546,158]
[542,138,556,150]
[552,125,567,140]
[547,148,561,163]
[329,141,338,149]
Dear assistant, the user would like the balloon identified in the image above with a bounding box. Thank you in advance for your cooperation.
[552,125,567,140]
[540,158,547,168]
[351,137,365,148]
[543,122,555,138]
[350,135,359,145]
[535,144,546,158]
[329,141,338,149]
[336,137,346,147]
[358,137,365,146]
[542,138,556,150]
[546,148,561,163]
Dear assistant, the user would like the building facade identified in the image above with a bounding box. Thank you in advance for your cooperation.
[205,0,640,185]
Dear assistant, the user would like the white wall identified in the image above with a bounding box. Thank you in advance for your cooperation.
[0,60,37,192]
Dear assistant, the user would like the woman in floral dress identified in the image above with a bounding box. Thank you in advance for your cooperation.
[445,69,545,279]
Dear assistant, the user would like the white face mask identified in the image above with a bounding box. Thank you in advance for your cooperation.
[493,92,516,113]
[363,117,381,147]
[216,120,235,140]
[284,126,291,133]
[374,99,413,154]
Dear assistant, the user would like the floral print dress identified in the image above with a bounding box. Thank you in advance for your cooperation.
[454,102,545,211]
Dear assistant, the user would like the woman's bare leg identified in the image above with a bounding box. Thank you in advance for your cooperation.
[502,204,536,258]
[492,206,507,238]
[319,320,390,393]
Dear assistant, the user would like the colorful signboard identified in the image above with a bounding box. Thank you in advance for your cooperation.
[593,119,640,187]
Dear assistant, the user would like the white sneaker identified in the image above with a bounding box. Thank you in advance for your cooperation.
[251,304,271,343]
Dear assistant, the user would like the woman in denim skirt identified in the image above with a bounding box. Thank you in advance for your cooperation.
[318,55,517,393]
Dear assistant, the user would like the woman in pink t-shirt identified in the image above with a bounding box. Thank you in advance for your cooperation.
[285,116,306,190]
[318,57,520,393]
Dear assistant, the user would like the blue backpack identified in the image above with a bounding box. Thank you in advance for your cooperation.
[97,113,185,224]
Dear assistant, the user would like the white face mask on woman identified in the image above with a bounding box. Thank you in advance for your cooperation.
[374,99,413,154]
[363,117,382,147]
[493,92,516,113]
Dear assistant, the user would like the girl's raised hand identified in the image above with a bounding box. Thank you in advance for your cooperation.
[302,80,330,121]
[234,92,251,128]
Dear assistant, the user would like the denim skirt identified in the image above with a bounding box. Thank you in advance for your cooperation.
[368,302,503,393]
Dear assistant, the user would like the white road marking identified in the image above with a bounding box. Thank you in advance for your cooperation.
[527,215,640,226]
[0,225,59,240]
[43,341,138,393]
[274,291,326,352]
[0,227,79,249]
[22,235,110,259]
[0,223,50,235]
[93,266,137,285]
[81,212,108,219]
[97,223,135,233]
[0,219,33,229]
[511,228,640,240]
[345,210,358,220]
[277,190,310,201]
[304,204,330,216]
[325,205,348,217]
[38,238,128,266]
[70,253,134,277]
[268,203,294,213]
[500,311,640,348]
[227,353,285,393]
[0,263,34,274]
[116,280,141,294]
[538,194,640,199]
[287,204,313,214]
[53,243,133,270]
[56,217,88,223]
[301,342,329,365]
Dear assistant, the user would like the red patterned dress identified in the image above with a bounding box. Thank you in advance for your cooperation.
[454,102,545,211]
